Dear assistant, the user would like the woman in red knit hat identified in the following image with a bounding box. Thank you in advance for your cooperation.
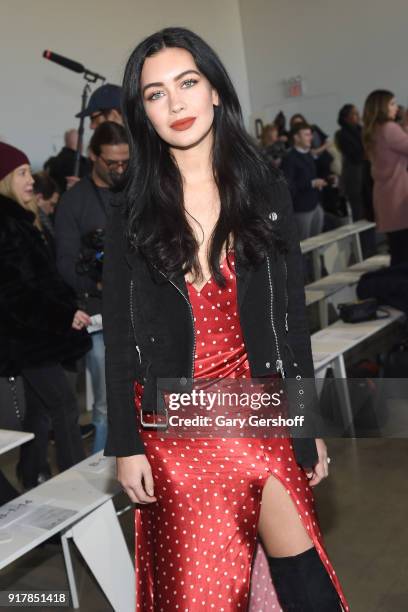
[0,142,91,488]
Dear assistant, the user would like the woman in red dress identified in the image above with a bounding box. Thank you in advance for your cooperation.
[103,27,349,611]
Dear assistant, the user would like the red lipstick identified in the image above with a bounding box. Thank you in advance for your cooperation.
[170,117,196,131]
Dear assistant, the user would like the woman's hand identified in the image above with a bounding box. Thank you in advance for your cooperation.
[311,140,331,157]
[72,309,91,330]
[117,455,157,504]
[303,438,330,487]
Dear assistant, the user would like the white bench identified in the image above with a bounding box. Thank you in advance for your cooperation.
[305,253,390,328]
[0,429,34,456]
[300,220,377,328]
[305,254,390,308]
[300,219,375,258]
[0,452,134,612]
[312,307,405,436]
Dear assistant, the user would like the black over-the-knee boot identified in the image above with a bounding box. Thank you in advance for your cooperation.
[268,546,343,611]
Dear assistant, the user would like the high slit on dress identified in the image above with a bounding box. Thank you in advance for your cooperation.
[134,253,349,611]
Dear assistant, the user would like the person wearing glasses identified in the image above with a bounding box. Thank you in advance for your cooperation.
[55,121,129,453]
[63,85,124,190]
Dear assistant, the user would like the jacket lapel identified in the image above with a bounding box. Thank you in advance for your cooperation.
[125,244,257,305]
[125,249,189,297]
[165,269,189,299]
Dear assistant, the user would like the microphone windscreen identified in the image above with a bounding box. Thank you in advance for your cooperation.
[43,50,84,74]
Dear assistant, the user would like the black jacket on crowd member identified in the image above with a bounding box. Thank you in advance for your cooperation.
[281,149,319,213]
[335,124,364,166]
[102,172,319,469]
[44,147,91,193]
[362,159,375,222]
[0,194,91,377]
[55,176,111,316]
[310,124,333,178]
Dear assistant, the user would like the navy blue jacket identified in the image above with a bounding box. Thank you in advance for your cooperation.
[281,149,319,213]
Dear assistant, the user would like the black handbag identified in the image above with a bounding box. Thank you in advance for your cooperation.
[338,298,390,324]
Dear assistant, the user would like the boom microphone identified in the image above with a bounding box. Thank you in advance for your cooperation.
[43,50,84,74]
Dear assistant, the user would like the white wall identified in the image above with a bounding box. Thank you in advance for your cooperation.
[1,0,251,168]
[239,0,408,137]
[5,0,405,166]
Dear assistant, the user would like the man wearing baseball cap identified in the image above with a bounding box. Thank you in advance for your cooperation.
[64,84,124,190]
[76,83,123,130]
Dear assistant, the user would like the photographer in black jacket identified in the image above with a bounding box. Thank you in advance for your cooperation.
[55,122,129,453]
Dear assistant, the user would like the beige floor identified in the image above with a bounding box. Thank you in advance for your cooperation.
[1,432,407,611]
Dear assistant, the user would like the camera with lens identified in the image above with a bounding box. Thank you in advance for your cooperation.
[75,229,105,315]
[76,228,105,284]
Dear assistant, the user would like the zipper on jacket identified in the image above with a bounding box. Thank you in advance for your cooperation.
[129,280,142,364]
[266,254,286,379]
[283,258,289,332]
[153,266,196,381]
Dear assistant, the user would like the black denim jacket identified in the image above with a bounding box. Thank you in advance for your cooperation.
[102,175,319,468]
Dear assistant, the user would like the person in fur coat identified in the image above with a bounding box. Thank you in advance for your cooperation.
[0,142,91,488]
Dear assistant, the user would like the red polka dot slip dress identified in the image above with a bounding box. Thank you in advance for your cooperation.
[133,252,349,611]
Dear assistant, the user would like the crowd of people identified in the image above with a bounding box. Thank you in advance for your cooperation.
[0,83,127,502]
[0,67,408,608]
[260,92,408,264]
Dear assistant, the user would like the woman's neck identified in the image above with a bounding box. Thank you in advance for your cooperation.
[170,129,214,187]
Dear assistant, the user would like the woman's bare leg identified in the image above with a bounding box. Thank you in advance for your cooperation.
[257,474,313,557]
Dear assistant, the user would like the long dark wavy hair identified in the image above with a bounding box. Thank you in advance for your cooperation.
[121,27,286,286]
